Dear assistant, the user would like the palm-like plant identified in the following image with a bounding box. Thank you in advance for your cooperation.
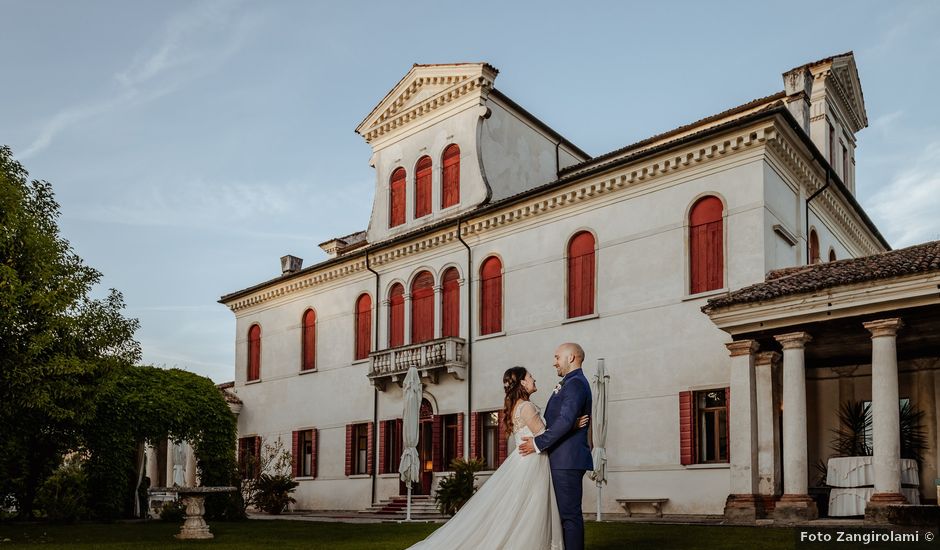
[830,400,872,457]
[899,401,927,463]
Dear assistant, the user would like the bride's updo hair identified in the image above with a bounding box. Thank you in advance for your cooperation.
[502,366,529,434]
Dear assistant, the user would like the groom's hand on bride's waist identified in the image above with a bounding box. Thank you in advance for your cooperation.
[518,436,537,456]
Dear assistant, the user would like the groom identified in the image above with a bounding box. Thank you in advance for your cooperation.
[519,342,593,550]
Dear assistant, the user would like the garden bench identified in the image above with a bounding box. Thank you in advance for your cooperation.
[616,498,669,517]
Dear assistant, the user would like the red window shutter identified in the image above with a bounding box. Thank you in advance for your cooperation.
[441,268,460,338]
[389,168,406,227]
[311,429,318,479]
[378,421,388,475]
[247,324,261,381]
[480,257,502,335]
[689,196,723,294]
[355,294,372,360]
[442,144,460,208]
[809,230,820,264]
[415,156,432,218]
[345,425,354,476]
[470,412,480,459]
[388,284,404,348]
[432,415,443,471]
[456,412,465,459]
[302,309,316,371]
[291,430,300,478]
[497,411,508,466]
[253,436,261,478]
[679,391,694,466]
[567,232,596,318]
[411,271,435,344]
[366,422,375,476]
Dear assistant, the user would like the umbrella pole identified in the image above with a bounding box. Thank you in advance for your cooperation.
[596,483,602,522]
[406,483,412,521]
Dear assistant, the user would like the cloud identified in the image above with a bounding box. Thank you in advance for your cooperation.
[868,140,940,247]
[20,0,260,159]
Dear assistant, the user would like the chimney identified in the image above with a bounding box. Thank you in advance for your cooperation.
[319,238,348,259]
[280,255,303,275]
[782,66,813,135]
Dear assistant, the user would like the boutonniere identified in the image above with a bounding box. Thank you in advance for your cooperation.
[552,380,565,395]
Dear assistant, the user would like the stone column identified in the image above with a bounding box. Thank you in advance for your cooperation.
[755,351,783,501]
[379,299,390,348]
[433,285,443,340]
[724,340,763,523]
[773,331,818,522]
[863,318,906,522]
[403,293,412,344]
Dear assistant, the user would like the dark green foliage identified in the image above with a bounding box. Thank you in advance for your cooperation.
[253,474,298,515]
[830,400,872,457]
[34,459,88,522]
[158,500,184,522]
[84,365,240,520]
[0,145,141,518]
[830,399,927,465]
[899,400,927,463]
[433,457,485,516]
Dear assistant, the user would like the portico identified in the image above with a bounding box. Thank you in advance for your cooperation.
[704,241,940,523]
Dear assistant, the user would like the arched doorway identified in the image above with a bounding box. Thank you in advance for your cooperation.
[417,398,434,495]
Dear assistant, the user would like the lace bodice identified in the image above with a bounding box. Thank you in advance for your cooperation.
[511,400,546,437]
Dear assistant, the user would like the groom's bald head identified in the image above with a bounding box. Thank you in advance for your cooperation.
[553,342,585,376]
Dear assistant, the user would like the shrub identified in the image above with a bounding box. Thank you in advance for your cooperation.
[35,459,88,522]
[253,474,298,515]
[159,500,185,522]
[434,458,485,516]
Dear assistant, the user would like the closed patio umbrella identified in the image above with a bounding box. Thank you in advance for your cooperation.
[591,358,609,522]
[398,366,422,521]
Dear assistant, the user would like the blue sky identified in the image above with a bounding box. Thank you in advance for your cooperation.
[3,0,938,382]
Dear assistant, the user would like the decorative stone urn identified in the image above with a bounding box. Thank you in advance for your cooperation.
[151,486,236,540]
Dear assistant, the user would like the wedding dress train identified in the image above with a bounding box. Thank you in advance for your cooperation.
[407,401,563,549]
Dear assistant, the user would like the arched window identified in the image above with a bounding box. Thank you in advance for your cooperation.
[567,231,596,318]
[689,196,724,294]
[355,294,372,360]
[411,271,435,344]
[247,324,261,381]
[442,144,460,209]
[829,248,837,262]
[441,267,460,338]
[809,230,820,264]
[388,283,404,348]
[301,309,316,371]
[389,168,406,228]
[415,156,432,219]
[480,256,502,335]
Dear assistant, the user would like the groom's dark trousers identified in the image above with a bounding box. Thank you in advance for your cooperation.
[552,469,586,550]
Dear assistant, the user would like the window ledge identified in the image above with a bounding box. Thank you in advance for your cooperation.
[475,331,506,342]
[245,379,262,385]
[298,368,317,376]
[378,473,399,479]
[295,476,316,481]
[685,463,730,470]
[562,312,599,325]
[351,358,371,365]
[347,474,372,479]
[682,287,728,302]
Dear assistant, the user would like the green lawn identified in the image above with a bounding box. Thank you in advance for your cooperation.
[0,520,809,549]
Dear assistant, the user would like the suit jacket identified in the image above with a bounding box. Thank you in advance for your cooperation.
[534,368,593,471]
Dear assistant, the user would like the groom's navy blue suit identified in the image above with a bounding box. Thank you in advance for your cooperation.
[533,368,592,550]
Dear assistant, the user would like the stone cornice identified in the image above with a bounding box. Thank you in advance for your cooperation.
[765,129,881,256]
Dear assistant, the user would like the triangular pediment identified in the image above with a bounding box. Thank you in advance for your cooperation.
[809,52,868,133]
[356,63,498,144]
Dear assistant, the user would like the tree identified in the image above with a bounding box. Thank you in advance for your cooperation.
[0,145,141,517]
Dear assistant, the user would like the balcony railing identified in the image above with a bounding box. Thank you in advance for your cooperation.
[368,336,466,391]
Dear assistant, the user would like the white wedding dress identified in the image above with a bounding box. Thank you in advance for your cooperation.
[407,401,563,550]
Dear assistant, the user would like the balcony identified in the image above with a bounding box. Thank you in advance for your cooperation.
[368,337,466,391]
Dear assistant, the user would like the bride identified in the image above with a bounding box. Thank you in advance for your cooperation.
[407,366,587,550]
